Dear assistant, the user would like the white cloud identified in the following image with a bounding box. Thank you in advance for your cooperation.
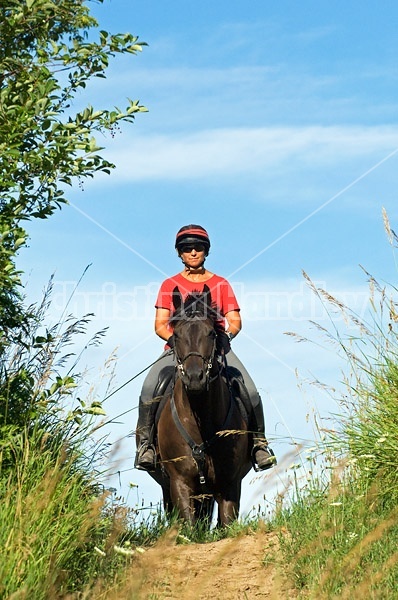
[93,125,398,183]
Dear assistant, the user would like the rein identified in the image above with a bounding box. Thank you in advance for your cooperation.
[101,350,174,404]
[170,353,234,485]
[169,297,234,484]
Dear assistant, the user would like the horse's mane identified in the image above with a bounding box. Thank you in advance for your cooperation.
[169,290,223,333]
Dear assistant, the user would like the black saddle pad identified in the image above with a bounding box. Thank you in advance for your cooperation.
[224,366,251,425]
[153,366,174,428]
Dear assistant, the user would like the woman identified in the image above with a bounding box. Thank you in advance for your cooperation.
[135,224,276,472]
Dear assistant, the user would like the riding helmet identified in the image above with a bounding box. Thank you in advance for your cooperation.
[175,224,211,255]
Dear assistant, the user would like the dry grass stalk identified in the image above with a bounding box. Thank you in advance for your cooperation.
[216,429,249,437]
[382,207,394,246]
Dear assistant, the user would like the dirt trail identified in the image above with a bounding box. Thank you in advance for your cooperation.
[129,528,299,599]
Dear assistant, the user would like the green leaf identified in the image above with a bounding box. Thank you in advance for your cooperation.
[0,0,146,354]
[84,405,106,416]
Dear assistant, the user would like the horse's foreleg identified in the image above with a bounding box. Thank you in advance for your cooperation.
[170,477,196,524]
[217,499,239,526]
[162,484,173,516]
[216,482,242,526]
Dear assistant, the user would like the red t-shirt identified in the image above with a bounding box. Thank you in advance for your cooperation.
[155,273,240,330]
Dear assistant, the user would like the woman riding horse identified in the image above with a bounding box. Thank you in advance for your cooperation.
[135,224,276,472]
[158,286,252,525]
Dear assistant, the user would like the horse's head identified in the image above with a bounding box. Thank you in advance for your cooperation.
[170,285,218,393]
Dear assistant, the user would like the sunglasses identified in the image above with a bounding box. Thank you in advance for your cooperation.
[180,244,206,253]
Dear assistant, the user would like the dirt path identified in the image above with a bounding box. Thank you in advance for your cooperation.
[125,528,299,599]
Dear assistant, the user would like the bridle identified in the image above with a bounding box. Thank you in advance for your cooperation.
[173,312,217,387]
[175,346,216,385]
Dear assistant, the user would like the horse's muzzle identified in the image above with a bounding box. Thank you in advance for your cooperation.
[177,352,212,393]
[183,367,207,392]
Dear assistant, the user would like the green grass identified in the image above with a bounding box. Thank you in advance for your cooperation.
[0,281,139,598]
[273,218,398,598]
[275,472,398,598]
[0,428,109,598]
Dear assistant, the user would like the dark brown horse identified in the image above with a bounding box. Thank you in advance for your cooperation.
[151,286,252,526]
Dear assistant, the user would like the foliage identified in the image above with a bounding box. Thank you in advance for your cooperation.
[0,420,159,598]
[300,212,398,507]
[0,276,111,455]
[0,278,143,596]
[0,3,149,593]
[0,0,147,347]
[275,213,398,596]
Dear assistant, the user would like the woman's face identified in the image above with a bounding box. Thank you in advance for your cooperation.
[179,243,206,268]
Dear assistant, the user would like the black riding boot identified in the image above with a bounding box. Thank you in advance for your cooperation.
[134,397,156,471]
[251,400,277,471]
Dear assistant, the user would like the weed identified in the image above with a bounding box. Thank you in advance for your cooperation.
[276,212,398,597]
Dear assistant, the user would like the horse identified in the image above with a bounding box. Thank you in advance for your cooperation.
[147,285,252,527]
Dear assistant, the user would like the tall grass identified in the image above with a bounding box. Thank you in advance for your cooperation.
[0,428,103,597]
[276,213,398,597]
[0,279,135,597]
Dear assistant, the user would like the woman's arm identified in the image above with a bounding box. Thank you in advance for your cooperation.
[154,307,172,341]
[225,310,242,338]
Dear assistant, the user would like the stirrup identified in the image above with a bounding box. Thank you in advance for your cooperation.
[135,442,156,472]
[252,444,276,472]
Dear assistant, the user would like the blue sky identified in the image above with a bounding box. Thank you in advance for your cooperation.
[20,1,398,514]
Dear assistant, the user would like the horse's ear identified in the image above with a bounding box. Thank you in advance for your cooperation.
[172,286,182,312]
[202,284,212,308]
[202,284,212,306]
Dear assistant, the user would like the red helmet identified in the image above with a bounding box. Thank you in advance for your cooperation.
[175,224,211,255]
